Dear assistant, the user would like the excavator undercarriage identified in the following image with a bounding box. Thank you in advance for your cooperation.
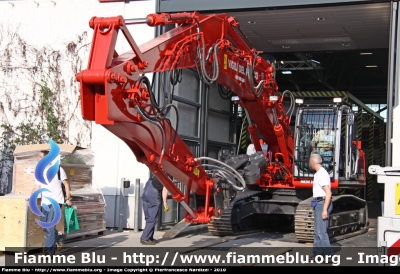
[209,178,368,240]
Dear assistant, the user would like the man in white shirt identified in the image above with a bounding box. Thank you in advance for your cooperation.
[309,153,333,258]
[31,150,72,255]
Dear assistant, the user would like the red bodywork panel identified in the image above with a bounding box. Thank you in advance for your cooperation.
[76,12,362,223]
[388,238,400,257]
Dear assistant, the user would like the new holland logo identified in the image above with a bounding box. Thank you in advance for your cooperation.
[28,139,62,229]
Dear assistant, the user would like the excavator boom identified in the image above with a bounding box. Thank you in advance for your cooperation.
[76,12,294,223]
[76,12,367,240]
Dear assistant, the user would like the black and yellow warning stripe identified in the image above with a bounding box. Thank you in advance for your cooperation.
[379,122,385,167]
[287,90,348,98]
[367,114,374,200]
[240,116,248,150]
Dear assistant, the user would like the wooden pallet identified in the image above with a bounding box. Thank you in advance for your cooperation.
[0,247,44,255]
[65,230,106,243]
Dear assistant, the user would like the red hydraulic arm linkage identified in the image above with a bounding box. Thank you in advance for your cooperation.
[76,12,294,223]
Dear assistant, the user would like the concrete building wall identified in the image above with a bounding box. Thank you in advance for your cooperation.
[0,0,157,229]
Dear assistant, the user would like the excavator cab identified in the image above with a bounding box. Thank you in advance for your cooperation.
[293,102,360,181]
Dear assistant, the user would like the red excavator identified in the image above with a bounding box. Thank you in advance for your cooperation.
[76,12,368,241]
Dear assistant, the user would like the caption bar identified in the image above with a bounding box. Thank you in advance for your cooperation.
[3,247,394,267]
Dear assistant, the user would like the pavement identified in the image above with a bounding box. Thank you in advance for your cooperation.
[57,218,376,249]
[0,201,380,266]
[56,201,380,249]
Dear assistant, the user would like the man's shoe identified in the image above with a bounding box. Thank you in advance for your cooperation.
[140,240,156,245]
[56,233,66,250]
[149,238,158,244]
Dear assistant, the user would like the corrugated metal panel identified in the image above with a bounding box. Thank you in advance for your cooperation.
[208,112,231,142]
[208,83,231,111]
[171,101,199,137]
[173,70,200,103]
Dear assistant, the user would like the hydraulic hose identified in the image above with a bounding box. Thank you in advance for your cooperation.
[197,43,219,84]
[136,106,166,161]
[281,90,295,122]
[147,74,180,144]
[213,169,244,191]
[195,156,246,189]
[199,163,245,191]
[161,103,179,144]
[246,52,264,98]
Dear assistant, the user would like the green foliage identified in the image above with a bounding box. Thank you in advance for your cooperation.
[1,80,64,148]
[0,29,91,194]
[39,81,64,144]
[0,124,16,161]
[13,123,44,146]
[0,124,18,194]
[0,81,65,193]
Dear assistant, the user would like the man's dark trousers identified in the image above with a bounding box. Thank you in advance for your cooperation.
[141,180,161,241]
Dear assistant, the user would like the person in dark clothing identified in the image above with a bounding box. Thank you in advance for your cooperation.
[140,174,168,245]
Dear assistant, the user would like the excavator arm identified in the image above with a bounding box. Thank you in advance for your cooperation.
[76,12,294,223]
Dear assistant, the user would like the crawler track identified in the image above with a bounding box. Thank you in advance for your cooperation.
[208,190,264,236]
[295,195,368,242]
[209,192,368,243]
